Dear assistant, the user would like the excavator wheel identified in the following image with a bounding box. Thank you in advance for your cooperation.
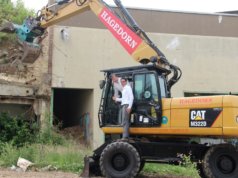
[139,159,145,173]
[196,162,207,178]
[202,144,238,178]
[99,141,141,178]
[136,159,145,176]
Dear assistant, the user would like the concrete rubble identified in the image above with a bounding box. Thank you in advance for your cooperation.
[0,36,51,125]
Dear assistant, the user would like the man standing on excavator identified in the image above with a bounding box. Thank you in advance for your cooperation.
[113,77,134,139]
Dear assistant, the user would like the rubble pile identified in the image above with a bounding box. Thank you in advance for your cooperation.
[0,42,28,75]
[60,125,86,144]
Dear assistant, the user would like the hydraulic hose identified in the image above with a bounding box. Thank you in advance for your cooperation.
[167,64,182,97]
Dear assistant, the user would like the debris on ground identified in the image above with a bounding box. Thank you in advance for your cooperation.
[60,125,85,143]
[17,157,34,172]
[40,165,58,172]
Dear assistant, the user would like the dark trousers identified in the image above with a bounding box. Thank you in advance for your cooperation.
[119,104,129,138]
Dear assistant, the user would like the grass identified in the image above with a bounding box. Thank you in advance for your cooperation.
[142,163,200,178]
[0,142,200,177]
[0,141,91,173]
[0,114,92,173]
[0,123,199,177]
[35,144,90,172]
[0,114,200,176]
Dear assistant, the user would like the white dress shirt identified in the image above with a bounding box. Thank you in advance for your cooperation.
[116,85,134,109]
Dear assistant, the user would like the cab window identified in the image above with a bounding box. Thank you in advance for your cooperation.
[134,73,159,101]
[158,76,167,98]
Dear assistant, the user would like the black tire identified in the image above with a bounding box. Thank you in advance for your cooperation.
[139,160,145,172]
[202,145,238,178]
[197,162,207,178]
[100,141,141,178]
[136,159,145,176]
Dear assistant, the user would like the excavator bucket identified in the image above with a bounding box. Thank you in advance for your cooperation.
[80,143,109,177]
[20,42,41,63]
[0,21,41,63]
[80,156,90,177]
[0,21,16,33]
[80,156,102,177]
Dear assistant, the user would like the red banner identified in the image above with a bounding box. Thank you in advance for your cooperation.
[98,7,142,54]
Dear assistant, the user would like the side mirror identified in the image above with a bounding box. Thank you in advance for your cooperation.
[99,80,106,89]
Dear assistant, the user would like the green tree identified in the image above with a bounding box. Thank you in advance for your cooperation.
[0,0,34,24]
[0,0,14,23]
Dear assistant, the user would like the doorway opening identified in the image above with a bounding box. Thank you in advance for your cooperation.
[53,88,93,144]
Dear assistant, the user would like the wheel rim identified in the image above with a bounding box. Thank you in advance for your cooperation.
[216,155,235,174]
[111,153,129,171]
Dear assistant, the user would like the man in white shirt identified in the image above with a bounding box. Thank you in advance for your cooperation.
[113,77,134,139]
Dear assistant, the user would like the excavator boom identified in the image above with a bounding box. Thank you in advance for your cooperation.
[0,0,181,92]
[37,0,165,64]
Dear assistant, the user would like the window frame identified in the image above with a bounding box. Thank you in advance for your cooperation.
[133,71,163,103]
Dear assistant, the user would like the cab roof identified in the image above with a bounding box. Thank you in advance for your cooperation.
[101,64,171,76]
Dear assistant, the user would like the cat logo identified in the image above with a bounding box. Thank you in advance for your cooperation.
[189,108,222,128]
[190,110,207,127]
[191,110,206,121]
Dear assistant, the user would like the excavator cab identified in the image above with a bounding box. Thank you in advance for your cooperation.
[98,64,170,129]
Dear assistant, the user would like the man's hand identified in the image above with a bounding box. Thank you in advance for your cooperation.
[112,96,116,101]
[126,108,131,114]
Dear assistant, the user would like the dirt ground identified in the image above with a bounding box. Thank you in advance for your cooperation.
[0,169,191,178]
[0,169,79,178]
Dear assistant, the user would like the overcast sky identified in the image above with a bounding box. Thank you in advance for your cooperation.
[11,0,237,13]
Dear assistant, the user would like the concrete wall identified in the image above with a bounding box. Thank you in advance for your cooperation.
[59,8,238,38]
[52,27,137,147]
[51,9,238,147]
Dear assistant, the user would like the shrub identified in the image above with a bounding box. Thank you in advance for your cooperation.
[37,127,65,145]
[0,112,38,147]
[36,115,65,145]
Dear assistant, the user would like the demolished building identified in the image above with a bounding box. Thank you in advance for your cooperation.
[0,36,51,128]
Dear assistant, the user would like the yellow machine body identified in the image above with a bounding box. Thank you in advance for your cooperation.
[102,95,238,137]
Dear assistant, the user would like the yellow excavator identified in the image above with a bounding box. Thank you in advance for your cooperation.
[1,0,238,178]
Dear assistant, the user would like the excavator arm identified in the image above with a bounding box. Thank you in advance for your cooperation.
[0,0,181,92]
[38,0,167,64]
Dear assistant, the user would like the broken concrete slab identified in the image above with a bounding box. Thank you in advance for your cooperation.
[0,83,34,96]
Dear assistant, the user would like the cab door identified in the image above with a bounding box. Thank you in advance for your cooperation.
[132,72,163,127]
